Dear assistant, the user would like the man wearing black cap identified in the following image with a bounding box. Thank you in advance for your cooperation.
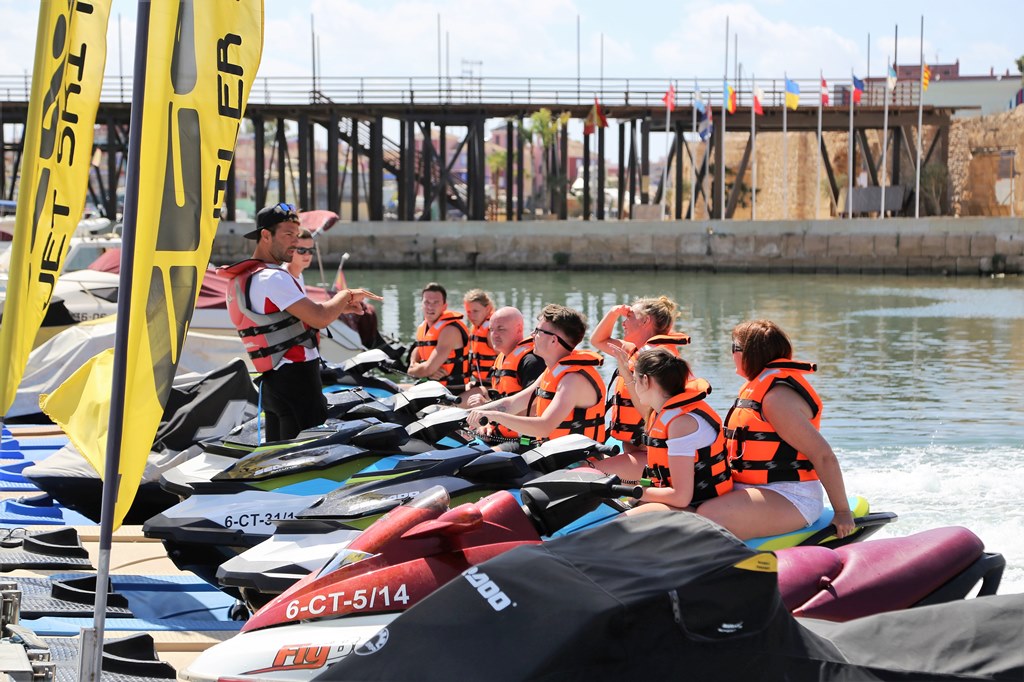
[221,202,381,441]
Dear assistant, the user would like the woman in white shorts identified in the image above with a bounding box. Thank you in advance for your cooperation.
[697,320,855,540]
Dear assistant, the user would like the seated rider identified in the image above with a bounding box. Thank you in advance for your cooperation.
[697,320,855,540]
[407,282,470,393]
[468,304,605,446]
[591,296,691,453]
[595,348,732,512]
[462,306,546,442]
[463,288,498,391]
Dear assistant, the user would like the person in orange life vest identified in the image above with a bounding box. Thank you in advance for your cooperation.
[463,307,545,440]
[224,203,381,442]
[591,296,690,453]
[697,320,855,540]
[467,304,605,443]
[594,348,732,513]
[463,288,498,390]
[407,282,470,392]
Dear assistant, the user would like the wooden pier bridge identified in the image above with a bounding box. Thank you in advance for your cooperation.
[0,75,955,222]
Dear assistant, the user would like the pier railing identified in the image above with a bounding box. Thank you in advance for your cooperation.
[0,75,923,109]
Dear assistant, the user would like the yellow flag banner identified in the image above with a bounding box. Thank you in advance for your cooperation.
[42,0,264,528]
[0,0,111,417]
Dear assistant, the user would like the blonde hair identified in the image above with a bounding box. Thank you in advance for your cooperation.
[463,288,493,307]
[632,296,678,335]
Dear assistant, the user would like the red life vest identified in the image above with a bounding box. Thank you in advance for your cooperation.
[724,360,822,484]
[468,315,499,388]
[607,332,691,443]
[533,350,606,442]
[487,338,538,439]
[641,385,733,505]
[221,259,319,373]
[413,310,470,388]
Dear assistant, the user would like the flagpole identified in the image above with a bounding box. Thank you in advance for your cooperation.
[915,15,924,218]
[691,83,697,220]
[782,72,789,220]
[79,4,150,679]
[848,72,855,218]
[661,83,672,220]
[720,16,728,220]
[816,70,823,219]
[880,58,891,217]
[751,73,757,220]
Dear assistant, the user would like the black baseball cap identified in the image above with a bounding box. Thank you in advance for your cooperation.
[243,202,301,239]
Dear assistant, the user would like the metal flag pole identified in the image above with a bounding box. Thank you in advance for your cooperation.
[782,72,789,220]
[880,57,891,217]
[720,16,728,220]
[660,82,672,220]
[751,73,757,220]
[816,70,824,219]
[915,15,925,218]
[691,82,697,220]
[78,2,151,678]
[848,71,855,218]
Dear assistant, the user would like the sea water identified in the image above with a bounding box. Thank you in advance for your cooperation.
[328,268,1024,593]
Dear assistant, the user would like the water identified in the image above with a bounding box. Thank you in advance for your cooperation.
[329,268,1024,593]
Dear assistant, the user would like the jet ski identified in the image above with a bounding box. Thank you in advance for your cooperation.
[152,435,615,604]
[217,435,619,609]
[181,486,1006,682]
[158,383,462,499]
[311,513,1015,682]
[183,470,942,682]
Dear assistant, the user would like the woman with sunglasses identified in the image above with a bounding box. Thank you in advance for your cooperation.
[590,296,692,453]
[593,348,732,513]
[697,320,855,540]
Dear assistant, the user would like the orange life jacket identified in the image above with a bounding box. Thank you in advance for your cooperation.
[468,315,499,388]
[221,259,319,373]
[486,338,538,440]
[533,350,606,442]
[607,332,692,443]
[413,310,470,389]
[641,385,733,505]
[724,360,822,484]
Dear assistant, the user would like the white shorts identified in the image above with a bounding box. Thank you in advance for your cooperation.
[734,480,825,526]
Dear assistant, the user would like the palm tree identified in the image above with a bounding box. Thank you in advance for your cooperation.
[525,109,558,215]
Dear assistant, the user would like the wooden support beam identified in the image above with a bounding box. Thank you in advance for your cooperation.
[725,136,752,219]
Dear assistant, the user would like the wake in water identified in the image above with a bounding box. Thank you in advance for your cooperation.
[840,444,1024,594]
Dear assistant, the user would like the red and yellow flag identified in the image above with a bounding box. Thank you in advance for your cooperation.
[922,64,931,92]
[42,1,264,528]
[0,1,111,418]
[583,97,608,135]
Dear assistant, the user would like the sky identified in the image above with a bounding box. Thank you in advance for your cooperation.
[0,0,1020,84]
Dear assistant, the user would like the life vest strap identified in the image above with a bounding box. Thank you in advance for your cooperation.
[733,459,815,472]
[237,315,303,338]
[724,427,782,442]
[248,327,319,359]
[733,398,762,411]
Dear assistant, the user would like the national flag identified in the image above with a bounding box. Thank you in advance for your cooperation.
[886,65,898,92]
[0,1,112,418]
[42,1,263,529]
[785,78,800,110]
[694,85,706,114]
[852,75,865,104]
[922,63,931,92]
[724,80,737,114]
[698,105,714,141]
[663,83,676,112]
[820,77,830,106]
[753,86,765,115]
[583,97,608,135]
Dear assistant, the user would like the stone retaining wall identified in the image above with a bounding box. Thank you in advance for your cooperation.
[213,217,1024,275]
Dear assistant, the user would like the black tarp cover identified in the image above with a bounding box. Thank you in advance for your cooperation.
[318,512,1023,682]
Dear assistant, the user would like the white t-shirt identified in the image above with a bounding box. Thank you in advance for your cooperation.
[247,265,319,365]
[666,411,719,457]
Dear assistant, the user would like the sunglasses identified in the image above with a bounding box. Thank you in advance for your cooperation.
[294,247,315,255]
[533,327,573,351]
[271,202,300,223]
[731,342,743,353]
